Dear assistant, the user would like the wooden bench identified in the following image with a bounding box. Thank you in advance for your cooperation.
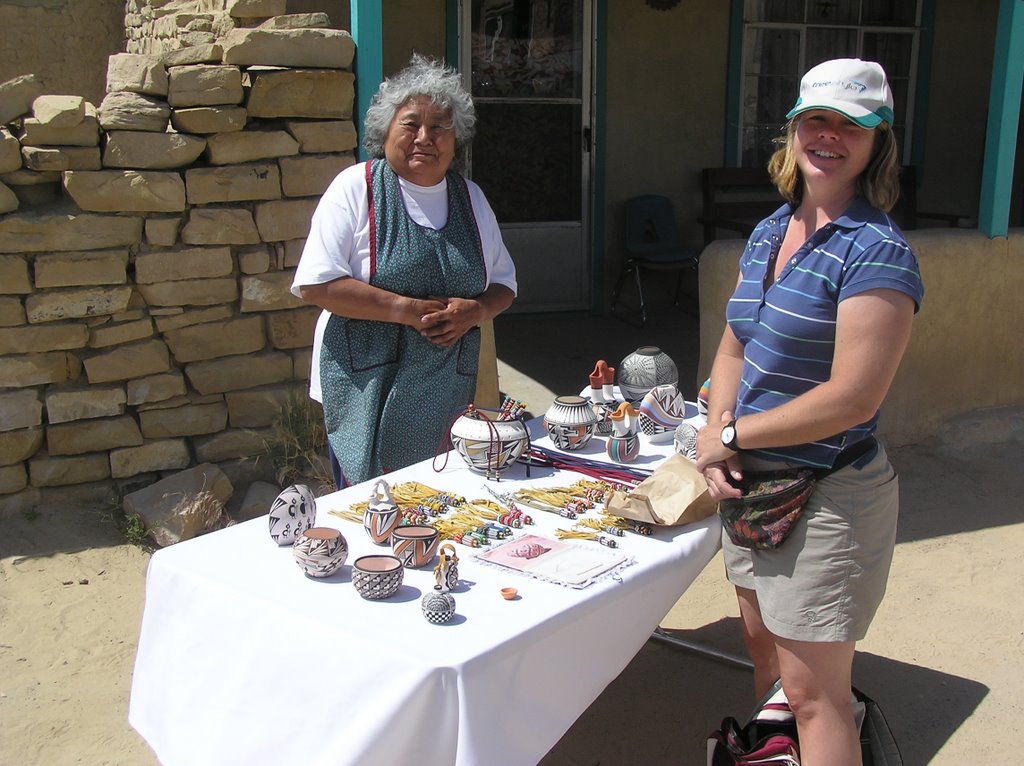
[699,165,920,246]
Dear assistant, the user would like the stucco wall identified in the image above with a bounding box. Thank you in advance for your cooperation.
[697,228,1024,447]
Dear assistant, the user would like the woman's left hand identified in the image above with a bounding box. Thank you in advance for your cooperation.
[419,297,483,347]
[697,411,743,499]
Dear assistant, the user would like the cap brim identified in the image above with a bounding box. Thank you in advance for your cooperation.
[786,101,892,129]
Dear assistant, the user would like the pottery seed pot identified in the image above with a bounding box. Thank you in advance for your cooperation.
[293,527,348,578]
[421,591,456,624]
[268,484,317,546]
[617,346,678,403]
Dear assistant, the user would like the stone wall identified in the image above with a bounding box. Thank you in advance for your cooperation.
[0,11,357,516]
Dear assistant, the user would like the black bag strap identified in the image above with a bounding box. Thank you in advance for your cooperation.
[854,686,904,766]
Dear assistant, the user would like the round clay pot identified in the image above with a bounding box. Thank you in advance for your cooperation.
[617,346,678,403]
[391,524,440,568]
[351,554,404,600]
[543,395,598,451]
[449,410,530,474]
[606,433,640,463]
[293,527,348,578]
[674,422,699,459]
[268,484,317,546]
[421,591,456,624]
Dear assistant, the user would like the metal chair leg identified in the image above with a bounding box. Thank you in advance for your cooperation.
[634,265,646,327]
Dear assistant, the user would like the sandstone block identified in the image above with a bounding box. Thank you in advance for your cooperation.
[110,438,191,479]
[205,130,299,165]
[0,427,44,467]
[161,44,224,67]
[82,339,171,384]
[0,168,60,186]
[25,286,133,323]
[235,479,281,521]
[293,347,312,381]
[246,69,354,119]
[139,402,228,438]
[88,317,154,349]
[0,255,31,294]
[259,12,331,29]
[63,170,186,213]
[29,452,110,487]
[285,120,357,153]
[0,181,16,214]
[165,315,266,363]
[225,384,297,427]
[137,278,238,307]
[32,95,85,128]
[193,427,272,462]
[0,322,89,355]
[145,217,181,246]
[0,486,41,514]
[98,92,170,132]
[185,162,281,204]
[0,212,142,253]
[237,245,271,275]
[221,28,354,69]
[135,245,233,283]
[0,390,42,432]
[0,463,27,494]
[127,371,187,405]
[264,306,318,349]
[45,385,127,424]
[186,351,292,395]
[34,249,129,288]
[47,415,143,456]
[254,198,317,242]
[279,153,352,197]
[0,297,24,327]
[22,146,101,172]
[228,0,287,18]
[240,271,305,312]
[168,65,243,108]
[103,131,207,169]
[153,305,233,333]
[0,352,81,388]
[1,128,23,173]
[0,74,45,124]
[106,53,169,96]
[123,462,232,546]
[181,209,260,245]
[170,106,247,135]
[19,115,100,147]
[281,238,305,268]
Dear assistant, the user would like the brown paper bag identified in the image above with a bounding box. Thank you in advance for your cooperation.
[605,454,717,526]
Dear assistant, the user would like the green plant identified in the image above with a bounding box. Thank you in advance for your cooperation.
[98,495,153,549]
[263,393,334,494]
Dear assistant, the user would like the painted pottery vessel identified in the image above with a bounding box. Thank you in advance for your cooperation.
[449,409,530,474]
[674,422,698,459]
[696,377,711,416]
[421,591,457,624]
[351,555,404,600]
[293,527,348,578]
[391,524,440,568]
[607,433,640,463]
[363,479,401,545]
[434,543,460,593]
[608,401,639,437]
[637,384,689,442]
[617,346,678,402]
[592,402,615,435]
[268,483,317,546]
[588,359,615,404]
[543,395,598,451]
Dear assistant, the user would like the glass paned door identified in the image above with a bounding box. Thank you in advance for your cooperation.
[463,0,591,312]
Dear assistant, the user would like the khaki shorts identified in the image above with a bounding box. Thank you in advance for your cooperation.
[723,443,898,642]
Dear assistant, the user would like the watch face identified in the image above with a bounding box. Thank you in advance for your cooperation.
[721,426,735,444]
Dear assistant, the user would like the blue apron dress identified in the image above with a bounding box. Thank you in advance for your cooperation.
[320,160,487,487]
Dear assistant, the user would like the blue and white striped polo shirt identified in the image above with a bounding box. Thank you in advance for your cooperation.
[726,197,924,468]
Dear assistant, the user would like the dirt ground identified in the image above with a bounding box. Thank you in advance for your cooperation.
[2,416,1021,765]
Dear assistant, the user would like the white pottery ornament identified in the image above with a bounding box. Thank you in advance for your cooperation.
[637,384,689,442]
[433,543,460,593]
[674,422,698,459]
[421,591,456,624]
[617,346,678,403]
[363,479,401,545]
[543,395,598,451]
[449,408,529,475]
[268,484,317,545]
[293,527,348,578]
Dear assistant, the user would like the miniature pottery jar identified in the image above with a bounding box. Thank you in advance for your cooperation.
[421,591,456,624]
[351,555,404,600]
[617,346,679,403]
[434,543,460,593]
[637,384,688,443]
[673,422,698,459]
[363,479,401,545]
[292,527,348,578]
[268,483,317,546]
[607,433,640,463]
[391,524,440,568]
[449,409,530,474]
[543,395,598,451]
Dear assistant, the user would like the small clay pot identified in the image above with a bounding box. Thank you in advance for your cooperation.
[293,527,348,578]
[421,591,456,624]
[351,554,404,600]
[500,587,518,600]
[391,524,440,568]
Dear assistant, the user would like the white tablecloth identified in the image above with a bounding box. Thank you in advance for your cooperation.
[129,417,720,766]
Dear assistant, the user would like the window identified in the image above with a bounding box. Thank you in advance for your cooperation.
[739,0,921,167]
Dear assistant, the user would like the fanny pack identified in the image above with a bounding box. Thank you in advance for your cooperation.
[718,437,877,551]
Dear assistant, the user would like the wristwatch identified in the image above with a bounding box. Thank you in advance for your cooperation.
[720,418,741,451]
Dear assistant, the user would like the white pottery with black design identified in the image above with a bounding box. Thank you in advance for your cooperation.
[543,395,598,451]
[673,422,698,459]
[617,346,678,403]
[421,591,456,624]
[293,527,348,578]
[637,384,688,442]
[268,484,317,545]
[363,479,401,545]
[352,554,404,600]
[449,411,529,474]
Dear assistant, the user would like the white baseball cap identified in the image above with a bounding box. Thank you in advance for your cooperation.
[786,58,895,129]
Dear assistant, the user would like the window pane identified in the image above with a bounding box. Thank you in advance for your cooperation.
[808,0,858,25]
[863,32,915,126]
[805,26,858,67]
[862,0,917,26]
[745,0,806,23]
[741,125,786,167]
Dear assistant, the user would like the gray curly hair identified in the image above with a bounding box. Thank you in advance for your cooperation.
[362,53,476,174]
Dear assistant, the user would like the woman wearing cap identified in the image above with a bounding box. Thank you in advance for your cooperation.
[292,54,517,489]
[696,58,923,765]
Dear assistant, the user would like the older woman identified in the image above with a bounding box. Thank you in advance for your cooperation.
[292,55,517,488]
[696,59,923,765]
